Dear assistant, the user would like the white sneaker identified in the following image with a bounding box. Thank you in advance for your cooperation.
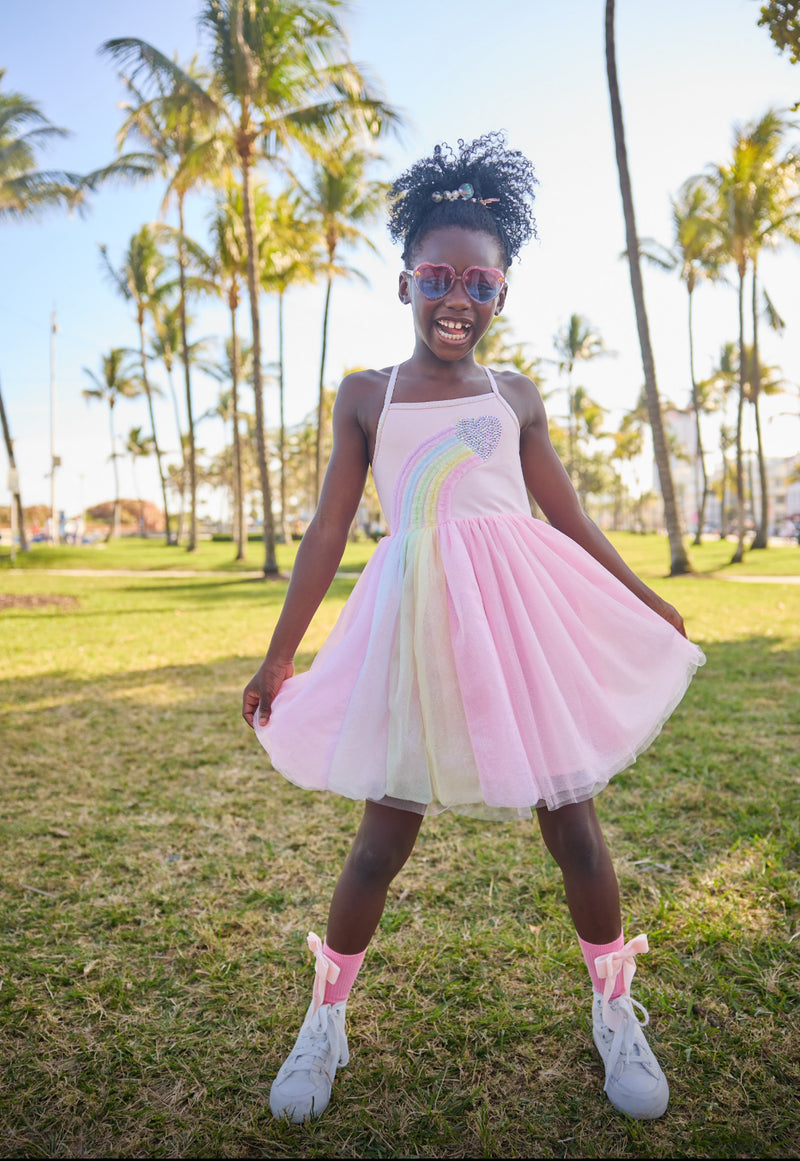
[592,991,669,1119]
[269,998,349,1123]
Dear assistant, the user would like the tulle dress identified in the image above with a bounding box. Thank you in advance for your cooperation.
[254,365,705,819]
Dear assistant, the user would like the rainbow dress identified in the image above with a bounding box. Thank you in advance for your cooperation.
[254,365,705,819]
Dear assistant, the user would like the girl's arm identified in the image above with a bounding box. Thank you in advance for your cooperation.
[242,376,371,727]
[515,378,688,637]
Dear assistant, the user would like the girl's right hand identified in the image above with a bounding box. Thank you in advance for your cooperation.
[242,658,295,729]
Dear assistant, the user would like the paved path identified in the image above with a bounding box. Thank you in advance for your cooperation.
[718,574,800,584]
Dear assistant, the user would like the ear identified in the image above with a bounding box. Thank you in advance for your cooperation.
[398,271,412,305]
[494,283,508,316]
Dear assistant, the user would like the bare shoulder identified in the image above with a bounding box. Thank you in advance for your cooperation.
[491,368,547,432]
[336,366,392,405]
[336,366,394,458]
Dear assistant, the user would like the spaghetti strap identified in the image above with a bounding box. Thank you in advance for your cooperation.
[481,364,520,431]
[482,365,500,394]
[372,365,400,465]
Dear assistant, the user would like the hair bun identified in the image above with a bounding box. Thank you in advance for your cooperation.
[388,131,538,267]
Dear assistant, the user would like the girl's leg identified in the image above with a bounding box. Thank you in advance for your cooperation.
[271,801,423,1124]
[325,799,424,953]
[537,799,669,1119]
[535,799,620,943]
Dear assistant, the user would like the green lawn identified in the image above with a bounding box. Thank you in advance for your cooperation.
[1,534,798,1158]
[0,534,377,575]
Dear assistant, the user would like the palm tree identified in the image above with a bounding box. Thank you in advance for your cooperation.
[205,333,255,559]
[100,227,174,544]
[0,71,90,550]
[99,52,219,553]
[608,402,646,531]
[103,0,400,576]
[296,135,386,501]
[260,188,321,544]
[0,377,27,551]
[640,177,727,543]
[126,425,155,532]
[208,182,270,559]
[605,0,690,575]
[553,314,609,489]
[476,315,545,385]
[0,68,87,222]
[702,109,800,557]
[82,350,143,538]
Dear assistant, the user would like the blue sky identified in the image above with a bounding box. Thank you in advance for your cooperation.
[2,0,799,517]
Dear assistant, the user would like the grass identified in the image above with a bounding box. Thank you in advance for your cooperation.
[0,534,798,1158]
[0,535,376,575]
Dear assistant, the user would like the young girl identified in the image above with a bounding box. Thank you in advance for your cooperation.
[242,132,705,1125]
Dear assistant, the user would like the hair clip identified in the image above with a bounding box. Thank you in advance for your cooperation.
[431,182,499,206]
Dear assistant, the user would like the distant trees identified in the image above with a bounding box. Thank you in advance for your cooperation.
[82,350,144,538]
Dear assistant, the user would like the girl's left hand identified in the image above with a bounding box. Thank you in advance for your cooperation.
[650,595,687,638]
[242,657,295,728]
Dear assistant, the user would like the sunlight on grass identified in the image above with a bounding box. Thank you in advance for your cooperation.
[0,534,798,1157]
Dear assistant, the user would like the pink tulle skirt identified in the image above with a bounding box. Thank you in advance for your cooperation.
[255,514,705,819]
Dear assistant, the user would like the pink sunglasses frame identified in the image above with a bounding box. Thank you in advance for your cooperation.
[403,262,506,303]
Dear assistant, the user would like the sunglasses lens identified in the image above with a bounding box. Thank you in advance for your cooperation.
[464,268,504,303]
[414,264,454,299]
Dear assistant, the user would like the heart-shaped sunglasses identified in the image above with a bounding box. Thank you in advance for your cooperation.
[403,263,506,304]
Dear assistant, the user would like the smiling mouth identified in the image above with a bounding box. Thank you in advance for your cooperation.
[435,318,472,342]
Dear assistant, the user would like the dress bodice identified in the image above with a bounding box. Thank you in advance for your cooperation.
[371,365,531,533]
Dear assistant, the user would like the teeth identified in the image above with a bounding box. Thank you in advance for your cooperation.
[437,319,470,332]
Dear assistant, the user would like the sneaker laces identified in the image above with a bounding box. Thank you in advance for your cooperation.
[283,1003,339,1079]
[594,935,661,1091]
[599,994,657,1089]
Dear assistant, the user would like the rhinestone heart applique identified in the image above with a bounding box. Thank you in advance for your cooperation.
[455,415,502,460]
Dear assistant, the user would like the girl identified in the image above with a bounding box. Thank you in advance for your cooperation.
[242,132,705,1125]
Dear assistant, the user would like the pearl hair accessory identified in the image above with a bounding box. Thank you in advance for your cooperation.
[431,182,499,206]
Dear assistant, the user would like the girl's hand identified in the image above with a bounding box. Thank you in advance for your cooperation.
[649,595,687,638]
[242,658,295,729]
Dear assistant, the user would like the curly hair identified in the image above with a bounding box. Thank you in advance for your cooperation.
[387,131,538,268]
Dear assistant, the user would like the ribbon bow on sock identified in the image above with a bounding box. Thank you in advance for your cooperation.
[594,933,650,1025]
[307,931,341,1016]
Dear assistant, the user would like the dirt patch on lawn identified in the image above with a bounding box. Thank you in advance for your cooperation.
[0,594,79,611]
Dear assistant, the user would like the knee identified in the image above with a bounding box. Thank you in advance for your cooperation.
[347,837,406,889]
[540,805,606,875]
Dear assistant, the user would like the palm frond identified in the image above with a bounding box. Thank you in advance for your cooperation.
[100,38,218,117]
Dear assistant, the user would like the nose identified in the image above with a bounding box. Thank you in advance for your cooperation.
[441,273,472,308]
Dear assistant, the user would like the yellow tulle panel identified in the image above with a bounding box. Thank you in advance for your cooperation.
[385,529,483,807]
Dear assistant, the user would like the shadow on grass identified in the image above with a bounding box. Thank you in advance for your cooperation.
[0,634,798,1159]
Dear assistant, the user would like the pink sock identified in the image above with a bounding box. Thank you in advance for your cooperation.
[322,941,366,1005]
[578,932,626,999]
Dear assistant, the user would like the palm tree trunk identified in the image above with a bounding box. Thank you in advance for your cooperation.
[278,290,291,545]
[315,273,333,504]
[731,264,748,563]
[109,403,121,540]
[749,259,769,549]
[241,144,277,577]
[138,313,172,545]
[163,362,186,544]
[688,287,708,545]
[605,0,690,575]
[719,426,729,539]
[178,198,198,553]
[0,377,28,551]
[229,290,245,562]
